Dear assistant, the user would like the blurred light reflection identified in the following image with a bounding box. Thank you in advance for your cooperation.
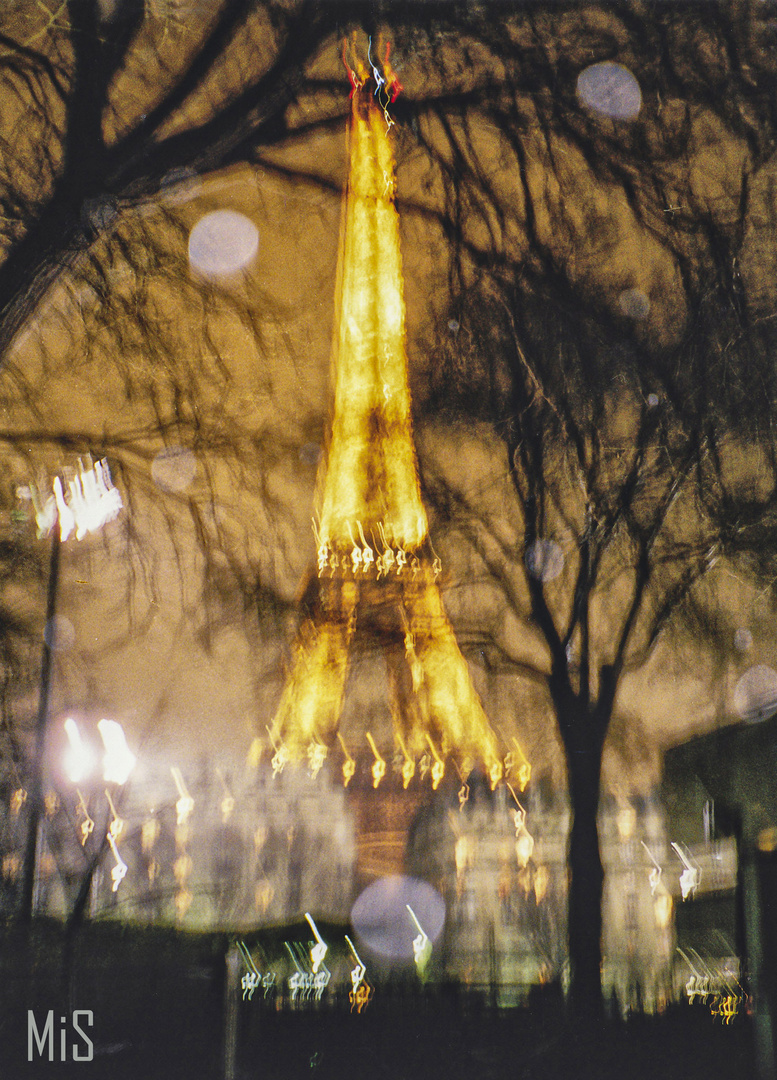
[350,875,445,961]
[577,61,642,120]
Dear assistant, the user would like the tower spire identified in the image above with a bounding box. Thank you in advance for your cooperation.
[269,64,503,787]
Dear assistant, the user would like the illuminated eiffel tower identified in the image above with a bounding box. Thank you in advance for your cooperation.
[269,57,503,788]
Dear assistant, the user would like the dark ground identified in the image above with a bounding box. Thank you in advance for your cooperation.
[0,921,756,1080]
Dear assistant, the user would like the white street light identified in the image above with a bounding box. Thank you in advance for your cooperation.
[22,458,123,541]
[17,456,123,922]
[63,717,96,784]
[98,719,137,786]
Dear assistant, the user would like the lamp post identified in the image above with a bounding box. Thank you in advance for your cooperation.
[17,459,122,923]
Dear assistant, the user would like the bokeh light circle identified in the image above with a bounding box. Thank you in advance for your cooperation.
[734,664,777,722]
[525,539,564,582]
[151,447,198,492]
[188,210,259,276]
[618,288,651,320]
[299,442,322,466]
[350,875,446,960]
[44,615,75,652]
[577,62,642,121]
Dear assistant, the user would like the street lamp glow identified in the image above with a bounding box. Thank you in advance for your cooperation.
[23,458,122,541]
[98,719,137,785]
[63,718,95,784]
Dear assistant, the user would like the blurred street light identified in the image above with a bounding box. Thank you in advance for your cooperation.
[17,459,123,922]
[98,719,137,786]
[63,717,96,785]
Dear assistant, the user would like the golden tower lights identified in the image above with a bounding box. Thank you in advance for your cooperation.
[270,56,503,787]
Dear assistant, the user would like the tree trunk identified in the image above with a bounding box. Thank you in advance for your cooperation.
[565,738,605,1021]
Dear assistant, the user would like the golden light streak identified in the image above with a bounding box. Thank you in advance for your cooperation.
[268,585,356,761]
[654,881,673,929]
[107,833,127,892]
[425,734,444,790]
[406,904,432,976]
[338,733,356,786]
[317,88,427,553]
[217,769,235,823]
[672,841,701,900]
[508,789,535,868]
[76,789,94,845]
[307,741,327,778]
[395,732,415,788]
[345,934,367,995]
[305,912,328,974]
[175,888,193,921]
[105,789,124,840]
[505,737,531,791]
[171,767,194,826]
[453,761,470,809]
[366,731,386,788]
[246,737,262,768]
[533,864,549,904]
[641,840,663,895]
[266,725,289,777]
[141,817,159,854]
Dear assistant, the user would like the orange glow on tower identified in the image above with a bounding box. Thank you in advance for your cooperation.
[269,64,505,782]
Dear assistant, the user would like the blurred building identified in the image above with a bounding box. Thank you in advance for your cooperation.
[0,746,748,1020]
[664,715,777,1078]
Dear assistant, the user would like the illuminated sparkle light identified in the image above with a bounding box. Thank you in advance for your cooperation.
[107,833,128,892]
[406,904,432,976]
[672,842,701,900]
[105,789,125,840]
[285,940,330,1002]
[188,209,259,276]
[505,738,531,790]
[305,912,328,973]
[338,734,356,786]
[576,61,642,121]
[511,803,535,869]
[641,840,663,895]
[307,741,327,779]
[679,949,745,1022]
[366,732,387,788]
[345,934,367,995]
[396,733,415,788]
[171,766,194,825]
[76,789,95,845]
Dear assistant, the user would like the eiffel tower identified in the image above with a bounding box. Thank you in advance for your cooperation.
[269,57,503,788]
